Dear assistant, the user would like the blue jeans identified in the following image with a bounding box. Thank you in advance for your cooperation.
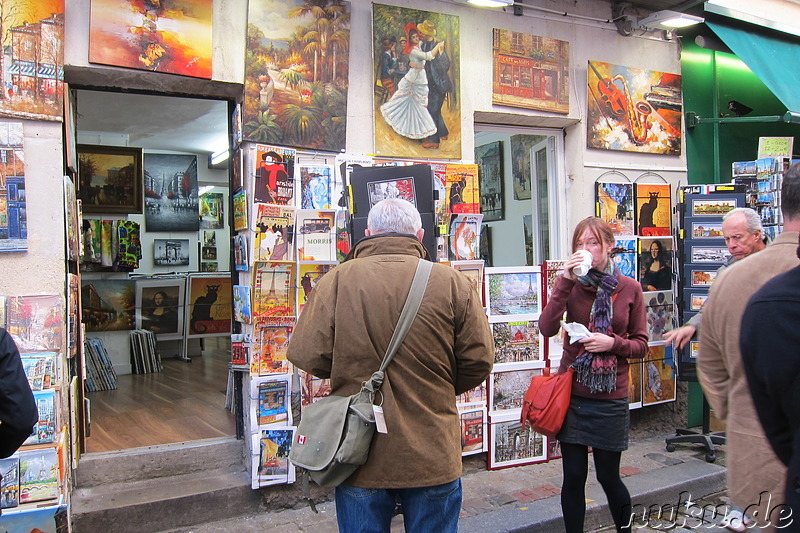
[335,478,462,533]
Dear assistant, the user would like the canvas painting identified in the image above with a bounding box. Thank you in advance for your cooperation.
[18,448,59,503]
[78,144,143,215]
[490,368,540,412]
[153,239,190,266]
[492,29,569,114]
[491,320,543,370]
[638,237,674,292]
[476,141,504,221]
[23,389,57,446]
[596,181,634,235]
[587,60,681,155]
[7,295,64,352]
[488,410,547,470]
[485,267,541,321]
[509,134,547,200]
[0,504,67,532]
[635,183,671,236]
[199,192,225,229]
[0,2,64,121]
[89,0,213,78]
[457,382,486,406]
[243,1,350,152]
[0,121,26,251]
[135,279,185,340]
[80,279,135,332]
[643,344,677,406]
[450,260,484,300]
[144,153,199,231]
[373,4,461,159]
[187,274,232,337]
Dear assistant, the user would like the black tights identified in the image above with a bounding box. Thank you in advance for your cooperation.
[560,442,631,533]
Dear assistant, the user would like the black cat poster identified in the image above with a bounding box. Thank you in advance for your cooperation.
[187,274,232,337]
[634,183,671,236]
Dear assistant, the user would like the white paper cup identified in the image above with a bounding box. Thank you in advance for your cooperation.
[573,250,593,277]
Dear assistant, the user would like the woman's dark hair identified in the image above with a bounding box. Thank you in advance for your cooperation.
[153,291,169,302]
[648,239,664,259]
[572,217,614,254]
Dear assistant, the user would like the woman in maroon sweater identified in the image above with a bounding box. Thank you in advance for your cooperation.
[540,217,648,533]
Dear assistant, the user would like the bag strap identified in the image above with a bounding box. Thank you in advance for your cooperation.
[378,258,432,373]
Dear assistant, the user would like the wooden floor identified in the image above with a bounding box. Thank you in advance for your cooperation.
[85,350,236,453]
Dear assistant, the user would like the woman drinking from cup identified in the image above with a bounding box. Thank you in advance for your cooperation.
[539,217,648,533]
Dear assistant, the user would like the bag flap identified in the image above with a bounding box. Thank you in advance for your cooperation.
[349,398,376,424]
[289,394,351,471]
[526,368,573,410]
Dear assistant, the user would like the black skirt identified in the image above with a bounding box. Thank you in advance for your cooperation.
[556,395,630,452]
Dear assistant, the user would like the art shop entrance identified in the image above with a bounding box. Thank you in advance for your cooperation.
[69,87,237,454]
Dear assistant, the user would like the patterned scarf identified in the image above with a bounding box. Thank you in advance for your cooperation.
[571,264,619,393]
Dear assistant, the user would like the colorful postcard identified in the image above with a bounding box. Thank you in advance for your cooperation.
[644,291,674,344]
[20,352,57,391]
[450,213,483,261]
[491,321,543,370]
[489,368,541,412]
[689,292,709,311]
[485,267,541,321]
[300,165,333,209]
[80,279,136,332]
[690,269,717,287]
[23,390,57,446]
[456,382,487,406]
[233,189,248,231]
[253,261,296,317]
[233,285,252,324]
[243,2,350,151]
[492,29,569,113]
[691,198,737,217]
[450,260,484,300]
[250,374,293,427]
[488,410,547,470]
[89,0,212,78]
[459,407,487,456]
[373,4,461,159]
[0,121,27,251]
[690,246,731,264]
[691,222,724,239]
[252,144,296,205]
[643,344,677,406]
[234,233,249,272]
[544,260,566,301]
[0,504,67,532]
[7,295,64,352]
[296,209,336,261]
[0,456,19,509]
[299,370,331,407]
[298,262,335,314]
[18,448,59,504]
[635,183,671,236]
[587,60,681,155]
[596,181,635,236]
[250,316,295,375]
[446,164,479,214]
[638,237,674,292]
[187,274,232,337]
[252,204,296,262]
[251,427,296,488]
[614,237,637,280]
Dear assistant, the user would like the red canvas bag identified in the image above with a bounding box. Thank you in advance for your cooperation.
[520,367,574,438]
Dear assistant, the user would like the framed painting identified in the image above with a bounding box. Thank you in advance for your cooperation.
[372,4,461,159]
[491,320,544,370]
[485,266,541,321]
[488,410,547,470]
[135,278,186,340]
[199,192,225,229]
[80,279,136,332]
[187,274,232,337]
[6,295,64,353]
[459,407,487,456]
[587,60,681,155]
[479,224,492,267]
[509,134,547,200]
[153,239,190,266]
[89,0,212,78]
[456,382,486,406]
[144,153,199,232]
[492,29,569,113]
[489,368,541,412]
[78,144,143,214]
[450,260,484,300]
[0,121,26,251]
[243,1,350,152]
[476,141,504,221]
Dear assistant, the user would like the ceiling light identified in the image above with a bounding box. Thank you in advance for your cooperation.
[637,10,704,30]
[453,0,514,7]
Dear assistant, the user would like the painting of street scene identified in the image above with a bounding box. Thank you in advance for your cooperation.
[0,1,64,120]
[491,321,542,368]
[80,279,136,332]
[144,154,199,232]
[485,267,541,320]
[243,0,350,151]
[490,368,540,412]
[489,412,546,469]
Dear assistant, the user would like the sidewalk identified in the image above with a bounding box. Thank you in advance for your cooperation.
[160,434,728,533]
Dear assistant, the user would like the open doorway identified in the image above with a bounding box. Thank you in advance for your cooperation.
[474,125,566,268]
[73,89,236,453]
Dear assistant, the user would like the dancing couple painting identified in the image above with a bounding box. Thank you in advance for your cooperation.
[373,6,460,159]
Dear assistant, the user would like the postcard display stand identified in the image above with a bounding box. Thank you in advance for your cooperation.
[665,185,745,462]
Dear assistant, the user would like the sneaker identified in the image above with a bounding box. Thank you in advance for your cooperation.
[720,508,754,532]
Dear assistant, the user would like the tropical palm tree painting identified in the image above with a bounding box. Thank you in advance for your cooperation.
[244,0,350,152]
[372,4,461,160]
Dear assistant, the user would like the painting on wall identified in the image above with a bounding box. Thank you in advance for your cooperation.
[0,1,64,121]
[144,153,199,232]
[0,121,26,251]
[153,239,191,266]
[78,144,143,215]
[587,60,682,155]
[476,142,504,222]
[135,278,185,340]
[89,0,213,78]
[199,192,224,229]
[187,274,232,337]
[491,29,569,114]
[372,4,461,159]
[242,0,350,152]
[80,279,136,332]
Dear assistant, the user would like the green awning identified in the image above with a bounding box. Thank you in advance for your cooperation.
[707,20,800,113]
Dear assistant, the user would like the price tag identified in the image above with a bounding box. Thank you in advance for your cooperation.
[373,405,388,434]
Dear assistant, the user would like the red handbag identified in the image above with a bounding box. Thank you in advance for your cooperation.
[520,367,574,438]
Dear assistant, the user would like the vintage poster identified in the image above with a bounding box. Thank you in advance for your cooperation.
[243,1,350,152]
[587,60,682,155]
[89,0,213,78]
[635,183,671,236]
[0,1,64,120]
[596,180,634,235]
[187,274,232,337]
[449,213,482,261]
[144,154,199,232]
[252,204,295,262]
[614,237,637,280]
[252,261,296,317]
[445,164,479,214]
[252,144,296,205]
[492,29,569,114]
[0,121,26,251]
[297,262,334,313]
[373,4,461,159]
[296,209,336,261]
[250,316,294,375]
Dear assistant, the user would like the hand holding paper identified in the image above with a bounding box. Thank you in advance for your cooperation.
[561,321,592,344]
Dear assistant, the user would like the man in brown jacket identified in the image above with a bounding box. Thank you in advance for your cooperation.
[699,162,800,531]
[287,198,494,533]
